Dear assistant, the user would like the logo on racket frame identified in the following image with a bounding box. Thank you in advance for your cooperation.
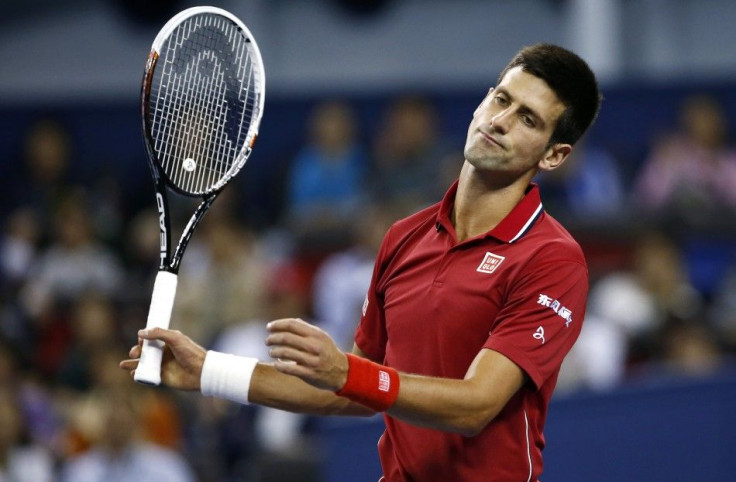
[156,192,167,266]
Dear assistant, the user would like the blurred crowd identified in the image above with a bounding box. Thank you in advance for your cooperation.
[1,92,736,481]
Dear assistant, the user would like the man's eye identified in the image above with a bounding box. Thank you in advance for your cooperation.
[494,96,508,105]
[521,115,535,127]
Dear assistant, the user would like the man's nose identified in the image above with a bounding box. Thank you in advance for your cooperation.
[490,109,511,134]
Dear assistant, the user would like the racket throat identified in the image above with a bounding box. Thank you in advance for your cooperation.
[169,193,217,272]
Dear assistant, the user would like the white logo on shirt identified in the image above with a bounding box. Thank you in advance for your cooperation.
[362,295,369,317]
[477,252,505,274]
[537,293,573,326]
[533,326,545,344]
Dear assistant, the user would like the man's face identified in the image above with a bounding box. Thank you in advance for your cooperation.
[463,66,567,181]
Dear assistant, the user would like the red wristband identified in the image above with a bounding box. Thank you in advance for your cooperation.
[336,353,400,412]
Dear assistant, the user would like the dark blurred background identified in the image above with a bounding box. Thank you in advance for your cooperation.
[1,1,736,481]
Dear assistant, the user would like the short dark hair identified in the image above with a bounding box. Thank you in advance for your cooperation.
[497,43,602,146]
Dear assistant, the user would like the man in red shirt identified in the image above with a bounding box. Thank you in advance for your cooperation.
[122,43,601,481]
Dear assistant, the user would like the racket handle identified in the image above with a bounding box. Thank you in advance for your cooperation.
[135,271,179,386]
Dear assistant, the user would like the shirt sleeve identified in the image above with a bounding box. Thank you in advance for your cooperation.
[353,228,394,363]
[484,257,588,390]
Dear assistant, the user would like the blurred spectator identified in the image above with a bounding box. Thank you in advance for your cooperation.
[633,95,736,297]
[56,295,119,390]
[0,390,54,482]
[284,100,368,229]
[369,96,452,209]
[3,365,62,463]
[173,214,269,345]
[633,94,736,223]
[0,207,41,351]
[60,391,195,482]
[536,140,627,224]
[557,311,629,393]
[312,202,398,350]
[120,208,159,283]
[3,118,73,241]
[0,339,59,479]
[59,345,183,455]
[557,231,703,391]
[656,317,723,377]
[0,207,40,292]
[20,189,124,320]
[87,173,126,247]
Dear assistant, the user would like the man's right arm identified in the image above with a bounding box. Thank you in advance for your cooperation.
[120,327,375,418]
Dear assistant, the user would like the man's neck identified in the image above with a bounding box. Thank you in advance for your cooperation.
[452,162,534,242]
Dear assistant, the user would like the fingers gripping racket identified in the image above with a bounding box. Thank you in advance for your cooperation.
[135,6,265,385]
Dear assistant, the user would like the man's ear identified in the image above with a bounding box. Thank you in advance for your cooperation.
[474,87,495,117]
[538,143,572,172]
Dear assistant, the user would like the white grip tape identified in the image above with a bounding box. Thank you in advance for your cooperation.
[200,351,258,404]
[134,271,179,386]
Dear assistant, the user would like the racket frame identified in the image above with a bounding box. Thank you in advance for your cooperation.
[134,6,265,385]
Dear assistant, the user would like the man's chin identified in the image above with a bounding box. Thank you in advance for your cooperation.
[465,154,501,171]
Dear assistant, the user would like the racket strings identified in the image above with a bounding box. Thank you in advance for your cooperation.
[162,18,234,189]
[148,13,259,195]
[185,51,227,193]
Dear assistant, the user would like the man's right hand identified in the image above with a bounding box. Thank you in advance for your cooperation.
[120,328,206,391]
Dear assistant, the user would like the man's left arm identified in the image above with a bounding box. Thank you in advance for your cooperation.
[388,347,526,436]
[266,320,525,437]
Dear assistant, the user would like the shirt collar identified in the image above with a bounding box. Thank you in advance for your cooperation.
[435,180,544,244]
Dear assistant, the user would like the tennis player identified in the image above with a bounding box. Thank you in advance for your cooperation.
[122,43,601,481]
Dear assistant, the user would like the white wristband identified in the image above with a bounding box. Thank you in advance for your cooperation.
[200,351,258,404]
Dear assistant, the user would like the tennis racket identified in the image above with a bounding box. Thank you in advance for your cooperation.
[134,6,266,386]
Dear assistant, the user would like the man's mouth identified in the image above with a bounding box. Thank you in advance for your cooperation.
[480,130,504,149]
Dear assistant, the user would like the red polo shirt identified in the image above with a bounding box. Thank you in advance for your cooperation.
[355,181,588,482]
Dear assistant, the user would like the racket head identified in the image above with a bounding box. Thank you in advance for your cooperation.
[141,6,265,197]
